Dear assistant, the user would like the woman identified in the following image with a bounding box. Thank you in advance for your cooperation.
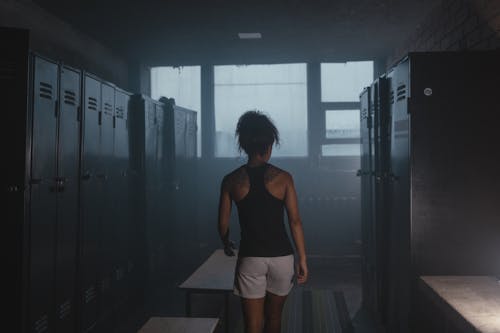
[218,110,308,333]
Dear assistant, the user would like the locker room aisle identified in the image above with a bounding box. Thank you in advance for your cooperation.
[114,255,378,333]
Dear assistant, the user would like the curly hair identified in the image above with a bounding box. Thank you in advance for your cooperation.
[235,110,280,156]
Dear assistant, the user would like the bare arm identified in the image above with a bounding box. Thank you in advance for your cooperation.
[218,176,234,255]
[284,174,308,284]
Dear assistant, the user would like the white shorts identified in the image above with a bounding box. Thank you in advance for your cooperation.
[233,255,295,299]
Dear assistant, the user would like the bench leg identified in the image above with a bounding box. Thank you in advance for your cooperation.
[186,291,192,317]
[225,292,229,333]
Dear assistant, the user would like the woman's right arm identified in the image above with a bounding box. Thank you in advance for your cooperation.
[284,174,308,284]
[218,176,235,256]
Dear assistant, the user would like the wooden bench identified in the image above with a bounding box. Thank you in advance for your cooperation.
[178,249,238,333]
[419,276,500,333]
[138,317,219,333]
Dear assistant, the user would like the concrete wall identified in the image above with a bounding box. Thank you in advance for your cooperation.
[0,0,130,89]
[388,0,500,67]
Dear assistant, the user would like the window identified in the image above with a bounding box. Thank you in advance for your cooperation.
[214,64,308,158]
[325,110,360,139]
[151,66,201,157]
[321,61,374,102]
[320,61,373,157]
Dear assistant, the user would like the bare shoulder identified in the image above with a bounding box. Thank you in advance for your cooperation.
[265,164,293,185]
[221,166,248,191]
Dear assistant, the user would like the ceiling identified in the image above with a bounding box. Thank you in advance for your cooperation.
[32,0,439,65]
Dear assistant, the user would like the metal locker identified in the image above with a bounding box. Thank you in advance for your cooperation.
[359,87,373,310]
[371,75,391,323]
[2,27,30,333]
[174,108,186,157]
[184,108,197,158]
[98,82,115,326]
[387,58,411,333]
[80,73,101,332]
[112,88,131,310]
[54,65,81,333]
[28,55,59,333]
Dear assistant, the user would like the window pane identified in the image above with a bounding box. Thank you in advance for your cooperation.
[325,110,360,139]
[321,61,373,102]
[322,144,360,156]
[151,66,201,157]
[214,64,308,157]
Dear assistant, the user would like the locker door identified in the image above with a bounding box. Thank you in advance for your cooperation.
[185,111,197,158]
[174,108,186,158]
[388,59,411,333]
[359,87,373,309]
[373,76,391,322]
[144,99,158,276]
[99,82,115,325]
[29,55,59,333]
[113,90,129,309]
[80,74,101,332]
[55,65,81,333]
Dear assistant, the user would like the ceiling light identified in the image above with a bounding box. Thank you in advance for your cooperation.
[238,32,262,39]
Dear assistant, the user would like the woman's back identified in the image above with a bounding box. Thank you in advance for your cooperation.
[223,163,293,257]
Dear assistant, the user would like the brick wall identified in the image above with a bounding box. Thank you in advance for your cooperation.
[388,0,500,67]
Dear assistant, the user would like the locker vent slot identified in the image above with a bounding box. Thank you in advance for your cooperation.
[84,285,96,303]
[103,102,113,115]
[39,82,53,100]
[115,106,125,119]
[396,84,407,101]
[58,300,71,320]
[64,90,76,106]
[389,90,395,105]
[34,314,48,333]
[88,97,98,111]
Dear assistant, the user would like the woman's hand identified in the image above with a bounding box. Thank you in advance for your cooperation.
[296,259,308,284]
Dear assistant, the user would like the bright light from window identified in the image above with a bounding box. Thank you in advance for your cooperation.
[325,110,361,139]
[321,61,374,102]
[214,64,308,158]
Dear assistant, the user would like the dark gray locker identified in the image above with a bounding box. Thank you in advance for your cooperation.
[80,73,101,332]
[184,108,197,158]
[173,108,186,157]
[29,55,59,333]
[98,82,115,325]
[375,51,500,333]
[112,88,131,310]
[359,87,374,310]
[2,28,30,333]
[387,59,411,333]
[371,76,391,323]
[54,65,81,333]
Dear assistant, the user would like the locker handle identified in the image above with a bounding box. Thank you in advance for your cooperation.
[81,172,92,181]
[77,106,81,122]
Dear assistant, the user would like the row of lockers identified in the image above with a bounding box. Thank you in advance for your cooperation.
[358,50,500,332]
[4,28,198,333]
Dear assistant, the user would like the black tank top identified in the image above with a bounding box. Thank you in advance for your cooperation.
[235,163,294,257]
